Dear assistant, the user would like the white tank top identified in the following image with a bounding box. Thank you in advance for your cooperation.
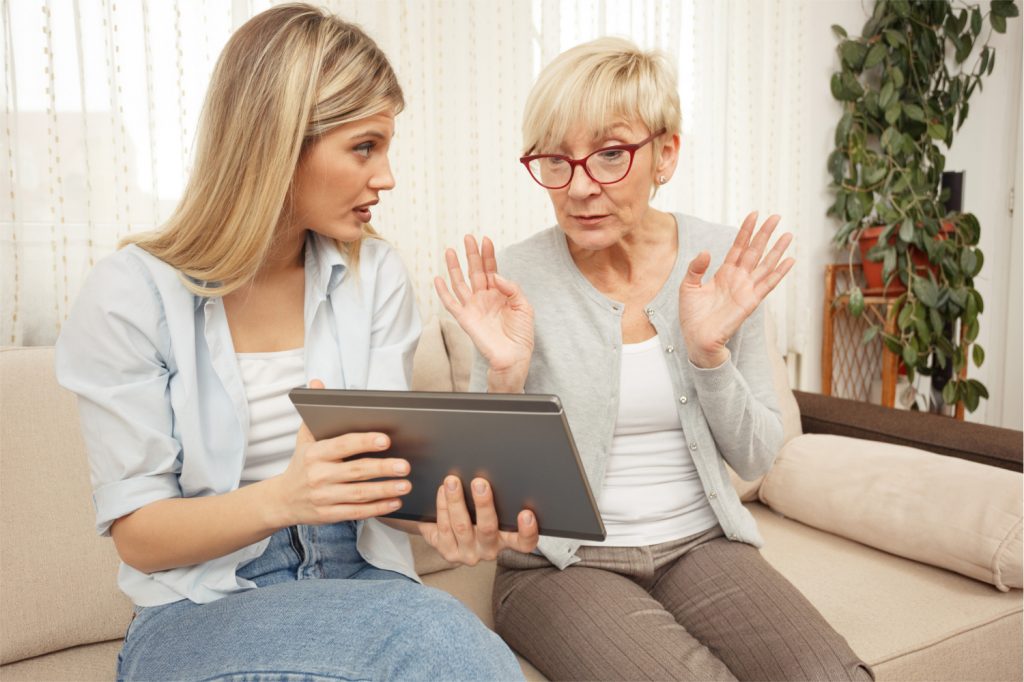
[235,348,305,485]
[580,335,719,546]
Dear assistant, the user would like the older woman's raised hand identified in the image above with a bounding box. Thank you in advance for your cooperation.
[678,212,794,368]
[434,235,535,393]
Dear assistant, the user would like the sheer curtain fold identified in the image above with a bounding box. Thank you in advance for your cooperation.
[2,0,810,376]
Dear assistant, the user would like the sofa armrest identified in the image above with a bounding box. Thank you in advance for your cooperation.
[792,390,1023,473]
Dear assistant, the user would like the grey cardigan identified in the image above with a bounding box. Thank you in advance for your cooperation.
[470,213,784,569]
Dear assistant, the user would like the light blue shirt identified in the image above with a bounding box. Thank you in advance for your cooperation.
[55,233,423,606]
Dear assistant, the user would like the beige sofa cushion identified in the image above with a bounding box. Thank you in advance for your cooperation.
[0,348,134,664]
[759,433,1023,591]
[751,503,1023,680]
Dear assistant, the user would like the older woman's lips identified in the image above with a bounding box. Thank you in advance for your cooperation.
[573,214,609,226]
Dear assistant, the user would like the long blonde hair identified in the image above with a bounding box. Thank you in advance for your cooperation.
[123,3,404,297]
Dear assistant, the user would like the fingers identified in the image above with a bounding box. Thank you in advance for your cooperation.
[682,251,712,288]
[320,498,404,523]
[739,214,782,271]
[752,232,793,282]
[464,235,488,293]
[482,237,498,288]
[511,509,539,551]
[469,478,500,552]
[313,479,411,506]
[442,476,477,551]
[723,211,758,266]
[432,481,458,559]
[444,248,474,305]
[754,256,796,299]
[315,431,392,462]
[434,275,462,316]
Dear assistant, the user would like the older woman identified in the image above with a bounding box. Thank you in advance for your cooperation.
[436,37,873,681]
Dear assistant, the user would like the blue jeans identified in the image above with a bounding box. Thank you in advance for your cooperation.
[117,522,523,681]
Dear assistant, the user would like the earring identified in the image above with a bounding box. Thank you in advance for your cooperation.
[658,175,668,184]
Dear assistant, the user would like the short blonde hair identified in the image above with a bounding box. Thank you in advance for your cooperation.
[124,4,402,297]
[522,37,681,156]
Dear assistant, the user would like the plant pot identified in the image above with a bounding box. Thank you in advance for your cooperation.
[856,222,954,293]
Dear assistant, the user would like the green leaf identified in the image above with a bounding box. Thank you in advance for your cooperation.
[862,326,879,345]
[883,248,897,281]
[830,73,846,100]
[841,41,870,70]
[913,277,939,307]
[930,307,943,334]
[864,42,887,69]
[942,380,958,406]
[890,66,905,88]
[835,112,854,146]
[992,0,1020,18]
[884,102,902,125]
[902,344,918,367]
[964,381,980,412]
[864,164,887,185]
[879,81,896,110]
[960,249,978,277]
[849,287,865,317]
[928,123,948,139]
[892,0,911,18]
[988,49,996,75]
[832,24,849,38]
[992,13,1007,33]
[884,29,906,48]
[973,344,985,367]
[898,219,914,242]
[971,8,982,35]
[828,150,846,185]
[841,70,865,98]
[967,319,980,342]
[904,103,925,122]
[898,303,914,330]
[971,378,990,400]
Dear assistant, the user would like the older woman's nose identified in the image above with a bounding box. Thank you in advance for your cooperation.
[566,165,601,199]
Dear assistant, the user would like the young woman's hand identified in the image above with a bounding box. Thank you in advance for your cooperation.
[418,476,539,566]
[434,235,534,393]
[678,212,794,368]
[264,380,413,528]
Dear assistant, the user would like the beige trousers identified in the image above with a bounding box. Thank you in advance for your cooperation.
[493,526,874,681]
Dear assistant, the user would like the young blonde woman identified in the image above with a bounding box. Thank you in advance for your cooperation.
[56,5,534,680]
[437,38,874,681]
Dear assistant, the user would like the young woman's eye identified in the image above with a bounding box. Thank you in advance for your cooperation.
[354,142,375,158]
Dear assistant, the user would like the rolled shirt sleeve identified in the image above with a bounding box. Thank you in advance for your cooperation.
[55,251,183,536]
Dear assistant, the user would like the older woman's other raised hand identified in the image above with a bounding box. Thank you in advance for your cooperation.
[434,236,535,393]
[678,212,794,368]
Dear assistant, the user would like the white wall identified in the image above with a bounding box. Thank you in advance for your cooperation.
[796,1,1023,428]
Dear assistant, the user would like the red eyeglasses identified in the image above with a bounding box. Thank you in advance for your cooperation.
[520,128,667,190]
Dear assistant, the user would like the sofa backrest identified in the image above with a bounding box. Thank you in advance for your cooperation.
[0,347,134,665]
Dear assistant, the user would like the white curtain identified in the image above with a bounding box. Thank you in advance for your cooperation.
[2,0,808,368]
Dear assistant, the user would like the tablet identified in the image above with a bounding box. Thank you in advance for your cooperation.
[289,388,606,542]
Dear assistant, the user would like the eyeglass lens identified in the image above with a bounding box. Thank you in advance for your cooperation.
[528,148,631,188]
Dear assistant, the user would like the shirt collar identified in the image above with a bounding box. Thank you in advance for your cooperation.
[188,231,349,310]
[304,231,349,298]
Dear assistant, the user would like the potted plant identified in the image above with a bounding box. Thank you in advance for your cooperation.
[826,0,1018,413]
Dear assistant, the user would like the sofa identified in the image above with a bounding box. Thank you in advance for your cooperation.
[2,316,1022,681]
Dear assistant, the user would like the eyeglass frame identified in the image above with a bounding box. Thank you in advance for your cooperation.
[519,127,668,190]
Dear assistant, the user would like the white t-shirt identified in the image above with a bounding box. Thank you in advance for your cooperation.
[236,347,305,485]
[581,335,719,546]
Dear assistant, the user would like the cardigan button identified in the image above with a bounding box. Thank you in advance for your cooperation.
[678,395,688,404]
[666,345,675,353]
[644,307,655,316]
[688,441,697,450]
[708,491,717,499]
